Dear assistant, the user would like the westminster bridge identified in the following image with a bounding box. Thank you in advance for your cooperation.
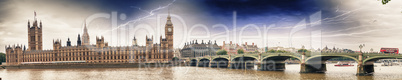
[184,52,402,76]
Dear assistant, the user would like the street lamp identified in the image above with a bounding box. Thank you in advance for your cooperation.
[359,44,365,53]
[370,48,373,53]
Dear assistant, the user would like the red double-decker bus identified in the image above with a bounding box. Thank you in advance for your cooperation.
[380,48,399,54]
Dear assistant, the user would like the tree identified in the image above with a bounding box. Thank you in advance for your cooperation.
[267,49,276,53]
[172,57,179,61]
[237,49,244,54]
[254,50,260,53]
[216,50,228,55]
[298,49,310,53]
[0,52,5,65]
[266,49,289,53]
[381,0,391,5]
[276,50,288,53]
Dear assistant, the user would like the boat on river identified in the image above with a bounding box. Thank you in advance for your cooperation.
[334,62,354,67]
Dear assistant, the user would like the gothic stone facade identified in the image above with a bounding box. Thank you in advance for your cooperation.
[5,13,174,65]
[180,40,220,58]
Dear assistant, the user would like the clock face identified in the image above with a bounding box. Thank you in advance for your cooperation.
[168,28,172,32]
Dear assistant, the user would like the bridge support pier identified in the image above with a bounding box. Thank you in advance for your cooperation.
[259,62,286,71]
[300,64,326,73]
[227,55,231,68]
[356,64,374,76]
[356,52,374,76]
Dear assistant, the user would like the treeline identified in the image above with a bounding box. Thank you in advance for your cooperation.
[0,52,5,65]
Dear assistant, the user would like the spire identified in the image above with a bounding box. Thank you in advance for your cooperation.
[165,10,172,26]
[77,34,81,41]
[34,11,37,21]
[27,20,31,29]
[82,20,90,45]
[84,21,88,34]
[33,11,38,27]
[67,37,71,46]
[168,8,171,19]
[40,20,42,28]
[77,34,82,46]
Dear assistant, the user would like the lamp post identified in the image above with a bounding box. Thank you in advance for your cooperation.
[370,48,373,53]
[359,44,365,53]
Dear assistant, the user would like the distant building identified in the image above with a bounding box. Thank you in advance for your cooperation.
[6,12,175,65]
[239,42,259,53]
[174,48,181,58]
[320,46,354,53]
[221,41,259,54]
[221,41,238,55]
[180,40,220,58]
[267,46,296,52]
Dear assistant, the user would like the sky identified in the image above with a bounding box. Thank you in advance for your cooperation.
[0,0,402,53]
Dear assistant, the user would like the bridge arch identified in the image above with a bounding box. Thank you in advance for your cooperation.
[260,55,301,71]
[231,55,258,61]
[262,55,301,61]
[358,56,402,75]
[190,59,198,66]
[211,57,230,61]
[306,55,359,64]
[210,57,230,68]
[230,55,258,69]
[197,58,211,62]
[303,55,359,73]
[363,56,402,64]
[198,58,211,67]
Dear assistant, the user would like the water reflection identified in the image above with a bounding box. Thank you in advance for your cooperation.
[0,64,401,80]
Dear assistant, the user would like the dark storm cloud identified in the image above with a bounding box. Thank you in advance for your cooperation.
[199,0,320,19]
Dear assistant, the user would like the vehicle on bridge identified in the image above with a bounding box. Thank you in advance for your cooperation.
[380,48,399,54]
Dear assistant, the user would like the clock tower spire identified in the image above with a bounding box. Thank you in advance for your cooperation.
[165,10,174,58]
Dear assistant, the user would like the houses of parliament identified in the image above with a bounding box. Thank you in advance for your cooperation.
[5,12,174,65]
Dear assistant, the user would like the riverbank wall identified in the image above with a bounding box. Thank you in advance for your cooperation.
[2,62,188,69]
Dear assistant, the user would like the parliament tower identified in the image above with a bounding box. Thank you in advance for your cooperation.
[165,11,174,58]
[82,22,90,45]
[28,12,43,51]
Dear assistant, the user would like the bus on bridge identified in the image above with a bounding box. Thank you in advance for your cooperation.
[380,48,399,54]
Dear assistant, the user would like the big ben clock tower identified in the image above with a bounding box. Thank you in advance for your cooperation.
[165,11,174,58]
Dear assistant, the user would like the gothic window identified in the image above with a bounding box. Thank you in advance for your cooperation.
[31,36,35,41]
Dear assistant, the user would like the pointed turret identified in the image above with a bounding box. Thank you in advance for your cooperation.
[77,34,82,46]
[27,20,30,28]
[82,21,90,45]
[132,36,138,46]
[39,20,42,28]
[67,38,71,46]
[27,11,43,51]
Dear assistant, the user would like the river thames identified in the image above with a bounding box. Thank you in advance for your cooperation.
[0,63,401,80]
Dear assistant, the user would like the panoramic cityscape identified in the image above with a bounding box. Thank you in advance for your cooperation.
[0,0,402,80]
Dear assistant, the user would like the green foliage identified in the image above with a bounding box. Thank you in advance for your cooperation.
[254,50,259,53]
[237,49,244,54]
[267,49,276,53]
[276,50,288,53]
[0,52,5,65]
[382,0,391,5]
[297,49,310,53]
[266,49,289,53]
[216,50,228,55]
[172,57,179,61]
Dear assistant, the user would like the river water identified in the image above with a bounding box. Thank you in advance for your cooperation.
[0,63,401,80]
